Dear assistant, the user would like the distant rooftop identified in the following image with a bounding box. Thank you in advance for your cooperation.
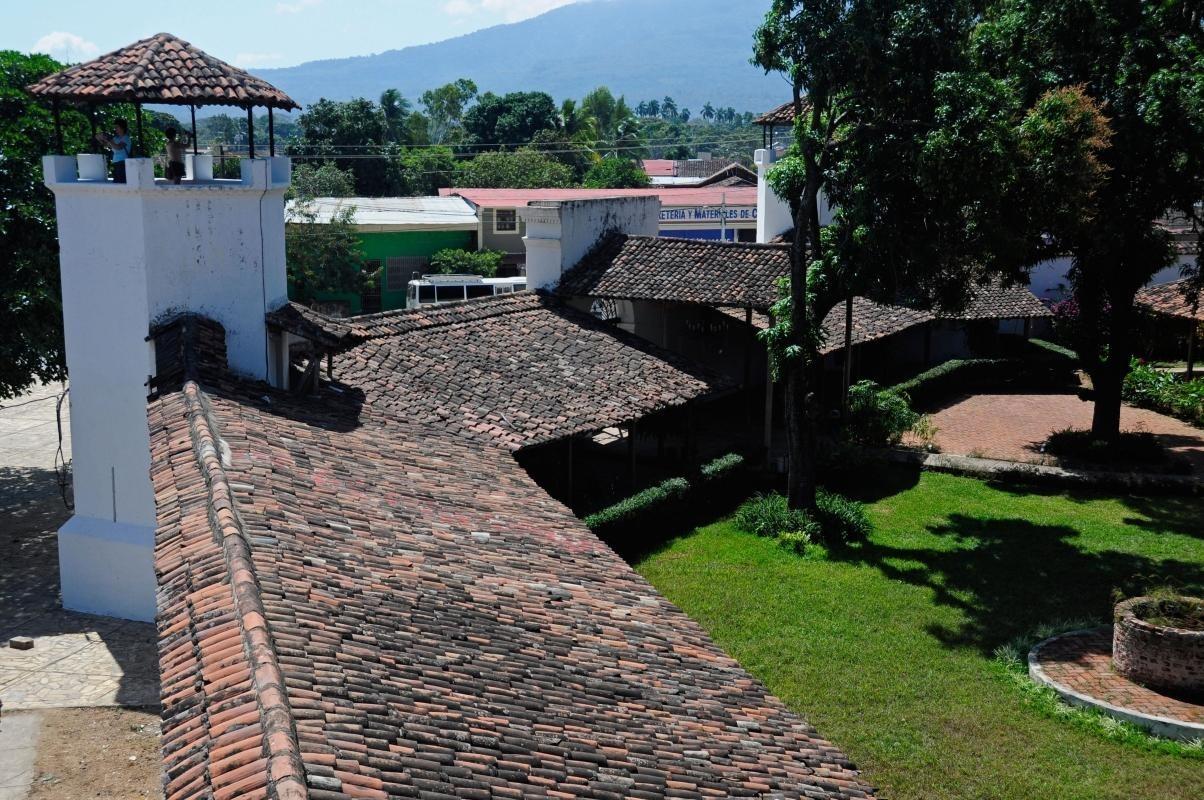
[1137,277,1204,322]
[441,185,757,209]
[285,196,478,231]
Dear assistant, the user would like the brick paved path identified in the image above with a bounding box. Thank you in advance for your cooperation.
[1033,627,1203,725]
[915,393,1204,474]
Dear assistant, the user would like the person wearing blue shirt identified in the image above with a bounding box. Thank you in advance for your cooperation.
[97,119,132,183]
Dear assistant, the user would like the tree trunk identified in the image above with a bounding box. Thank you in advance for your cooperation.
[1090,287,1135,443]
[784,96,825,513]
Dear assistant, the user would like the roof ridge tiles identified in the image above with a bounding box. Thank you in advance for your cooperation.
[181,381,309,800]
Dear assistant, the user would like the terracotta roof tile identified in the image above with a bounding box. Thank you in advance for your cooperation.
[558,234,789,310]
[1136,277,1204,322]
[754,101,804,127]
[147,293,873,799]
[27,33,298,109]
[333,292,733,449]
[149,367,874,799]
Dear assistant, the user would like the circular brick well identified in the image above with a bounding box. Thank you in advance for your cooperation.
[1113,596,1204,697]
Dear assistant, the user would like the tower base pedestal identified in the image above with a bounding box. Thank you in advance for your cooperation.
[58,515,156,622]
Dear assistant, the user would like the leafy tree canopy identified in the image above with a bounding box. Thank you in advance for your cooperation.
[0,50,158,398]
[462,91,559,150]
[421,78,478,144]
[583,156,651,188]
[429,248,503,278]
[285,201,371,301]
[287,162,356,199]
[454,148,574,188]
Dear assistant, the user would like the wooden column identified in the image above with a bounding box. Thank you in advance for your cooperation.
[52,101,63,154]
[1188,319,1197,380]
[135,104,145,157]
[246,106,255,159]
[566,436,574,505]
[268,107,276,157]
[841,296,853,417]
[628,421,637,489]
[190,105,198,155]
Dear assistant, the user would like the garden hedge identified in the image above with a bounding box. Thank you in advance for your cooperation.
[891,339,1077,407]
[584,453,750,544]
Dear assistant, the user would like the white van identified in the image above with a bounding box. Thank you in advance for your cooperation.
[405,274,527,309]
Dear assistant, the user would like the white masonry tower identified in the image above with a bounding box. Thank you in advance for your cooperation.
[43,154,292,621]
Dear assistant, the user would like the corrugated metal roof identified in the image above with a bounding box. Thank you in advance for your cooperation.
[440,186,757,208]
[285,196,479,231]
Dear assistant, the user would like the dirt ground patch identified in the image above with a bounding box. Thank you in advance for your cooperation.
[27,707,161,800]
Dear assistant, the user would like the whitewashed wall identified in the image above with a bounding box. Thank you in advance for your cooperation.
[44,155,290,621]
[520,197,660,291]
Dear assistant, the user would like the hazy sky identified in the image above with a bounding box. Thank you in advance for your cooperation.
[4,0,588,69]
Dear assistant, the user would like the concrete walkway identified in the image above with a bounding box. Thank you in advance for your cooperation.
[0,712,40,800]
[0,383,159,713]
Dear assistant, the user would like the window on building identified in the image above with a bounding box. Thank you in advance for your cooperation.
[494,208,518,233]
[385,256,429,293]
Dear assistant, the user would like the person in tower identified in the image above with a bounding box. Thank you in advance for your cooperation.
[95,119,131,183]
[163,126,191,184]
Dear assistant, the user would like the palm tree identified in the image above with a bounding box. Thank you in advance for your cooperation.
[679,108,691,123]
[646,98,660,118]
[379,89,411,144]
[701,102,715,122]
[558,98,598,147]
[660,96,678,121]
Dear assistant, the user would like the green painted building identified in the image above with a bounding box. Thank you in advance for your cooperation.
[287,196,479,314]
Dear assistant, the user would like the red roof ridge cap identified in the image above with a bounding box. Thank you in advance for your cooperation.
[181,381,308,800]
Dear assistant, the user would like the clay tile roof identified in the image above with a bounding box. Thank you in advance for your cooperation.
[266,301,362,350]
[945,278,1052,320]
[1136,277,1204,322]
[330,291,734,449]
[26,32,298,109]
[147,313,875,800]
[819,298,935,355]
[558,234,790,311]
[754,100,806,126]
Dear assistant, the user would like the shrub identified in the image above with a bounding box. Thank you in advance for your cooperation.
[776,528,820,554]
[734,493,811,539]
[428,248,503,278]
[584,477,690,531]
[845,380,919,446]
[735,490,870,547]
[700,452,744,481]
[814,489,872,542]
[1123,360,1204,428]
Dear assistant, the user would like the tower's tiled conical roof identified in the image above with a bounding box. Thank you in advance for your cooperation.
[27,32,298,109]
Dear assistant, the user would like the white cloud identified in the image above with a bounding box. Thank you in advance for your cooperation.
[276,0,322,13]
[233,52,284,68]
[441,0,581,23]
[31,31,100,63]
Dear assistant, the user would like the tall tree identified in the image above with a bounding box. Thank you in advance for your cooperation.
[660,96,678,120]
[0,51,150,398]
[973,0,1204,441]
[462,91,559,150]
[455,149,575,188]
[294,97,393,195]
[379,88,411,144]
[420,78,478,144]
[702,102,716,122]
[752,0,1106,512]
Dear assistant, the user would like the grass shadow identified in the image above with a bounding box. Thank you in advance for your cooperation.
[830,512,1204,656]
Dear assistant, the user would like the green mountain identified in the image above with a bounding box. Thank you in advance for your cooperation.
[255,0,781,116]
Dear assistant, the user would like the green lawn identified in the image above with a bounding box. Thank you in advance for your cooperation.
[635,470,1204,800]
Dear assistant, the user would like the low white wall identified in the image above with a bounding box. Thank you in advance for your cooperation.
[520,197,660,290]
[1029,255,1195,303]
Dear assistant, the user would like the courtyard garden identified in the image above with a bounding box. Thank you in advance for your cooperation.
[635,469,1204,800]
